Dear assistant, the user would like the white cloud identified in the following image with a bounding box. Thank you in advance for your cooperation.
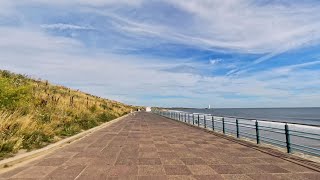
[4,0,144,7]
[0,27,83,51]
[41,23,95,31]
[209,59,221,65]
[268,60,320,75]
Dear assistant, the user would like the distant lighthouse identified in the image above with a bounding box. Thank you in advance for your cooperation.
[208,105,211,109]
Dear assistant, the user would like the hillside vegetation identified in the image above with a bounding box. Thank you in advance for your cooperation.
[0,70,137,159]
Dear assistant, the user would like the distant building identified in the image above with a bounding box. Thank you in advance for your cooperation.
[146,107,152,112]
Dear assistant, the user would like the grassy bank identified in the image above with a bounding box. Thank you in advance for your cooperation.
[0,70,138,159]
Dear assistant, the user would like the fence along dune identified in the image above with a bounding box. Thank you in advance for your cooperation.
[0,70,137,159]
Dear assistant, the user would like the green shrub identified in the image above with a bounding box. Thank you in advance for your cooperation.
[0,78,32,110]
[76,113,98,130]
[22,131,53,150]
[89,104,97,113]
[58,122,81,137]
[98,112,116,122]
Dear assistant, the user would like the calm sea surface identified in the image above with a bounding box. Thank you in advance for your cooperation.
[173,107,320,126]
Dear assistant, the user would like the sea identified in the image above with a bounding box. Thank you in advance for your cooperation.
[173,107,320,126]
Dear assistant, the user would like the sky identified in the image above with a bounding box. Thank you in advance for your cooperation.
[0,0,320,108]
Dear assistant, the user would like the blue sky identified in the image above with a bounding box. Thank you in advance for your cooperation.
[1,0,320,108]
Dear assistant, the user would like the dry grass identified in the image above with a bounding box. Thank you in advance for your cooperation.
[0,70,139,159]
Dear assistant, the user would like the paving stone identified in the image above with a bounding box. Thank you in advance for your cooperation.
[255,164,289,173]
[181,158,206,165]
[158,152,179,158]
[138,158,162,165]
[106,175,138,180]
[193,175,224,180]
[209,165,244,174]
[47,165,86,179]
[76,165,110,180]
[46,152,77,159]
[247,173,280,180]
[164,165,192,175]
[11,166,56,178]
[277,163,317,173]
[187,165,217,175]
[115,157,138,165]
[35,157,69,167]
[63,157,94,166]
[167,175,196,180]
[138,165,166,176]
[160,157,185,165]
[202,157,227,165]
[222,174,253,180]
[0,167,27,179]
[107,165,138,177]
[138,151,159,158]
[137,175,167,180]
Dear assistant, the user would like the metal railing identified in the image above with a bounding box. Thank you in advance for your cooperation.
[153,109,320,157]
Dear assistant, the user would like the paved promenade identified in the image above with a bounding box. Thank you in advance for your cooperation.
[0,112,319,180]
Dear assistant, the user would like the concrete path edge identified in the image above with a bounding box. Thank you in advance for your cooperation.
[0,112,133,172]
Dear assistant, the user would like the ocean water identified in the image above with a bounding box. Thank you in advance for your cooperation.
[174,107,320,126]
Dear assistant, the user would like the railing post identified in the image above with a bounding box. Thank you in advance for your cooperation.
[179,113,181,121]
[198,114,200,127]
[285,123,291,153]
[222,117,225,134]
[185,113,187,123]
[236,119,239,138]
[204,115,206,128]
[193,114,195,125]
[255,121,260,144]
[186,114,188,123]
[212,116,215,131]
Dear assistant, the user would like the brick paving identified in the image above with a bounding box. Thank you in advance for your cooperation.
[0,112,319,180]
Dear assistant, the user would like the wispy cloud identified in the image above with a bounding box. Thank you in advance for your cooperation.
[41,23,95,31]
